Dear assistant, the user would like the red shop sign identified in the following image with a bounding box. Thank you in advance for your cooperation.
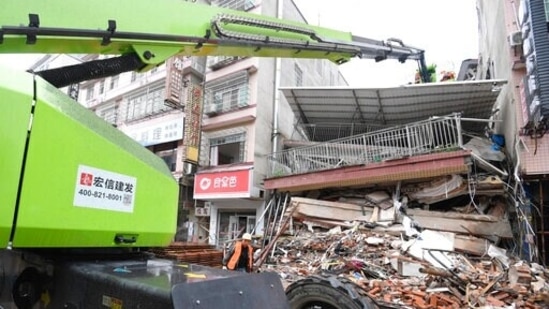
[193,169,252,199]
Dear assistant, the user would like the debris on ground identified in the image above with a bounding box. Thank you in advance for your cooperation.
[259,225,549,308]
[150,242,223,267]
[256,172,546,308]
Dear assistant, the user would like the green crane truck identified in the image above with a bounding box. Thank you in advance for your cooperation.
[0,1,429,308]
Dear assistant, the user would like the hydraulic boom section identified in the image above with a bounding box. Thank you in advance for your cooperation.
[0,0,430,85]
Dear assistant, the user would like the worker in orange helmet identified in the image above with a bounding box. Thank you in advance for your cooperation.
[222,233,254,273]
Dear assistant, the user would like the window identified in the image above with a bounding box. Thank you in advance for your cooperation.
[316,59,323,76]
[99,106,117,125]
[125,87,168,121]
[68,84,79,101]
[99,80,105,94]
[295,64,303,87]
[545,0,549,21]
[217,212,256,245]
[213,87,247,109]
[205,71,249,114]
[209,133,246,166]
[157,149,177,171]
[86,86,94,101]
[151,142,178,172]
[131,71,146,83]
[110,75,119,90]
[211,0,255,11]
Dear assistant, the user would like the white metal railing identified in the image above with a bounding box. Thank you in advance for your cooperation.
[267,114,464,178]
[207,56,243,70]
[210,0,257,11]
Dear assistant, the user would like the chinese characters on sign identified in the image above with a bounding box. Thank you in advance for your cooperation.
[73,165,137,213]
[183,85,203,163]
[193,169,252,199]
[124,117,183,146]
[164,56,186,107]
[163,55,202,163]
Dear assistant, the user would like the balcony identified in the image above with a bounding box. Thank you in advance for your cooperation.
[267,115,464,178]
[179,57,206,76]
[207,56,244,71]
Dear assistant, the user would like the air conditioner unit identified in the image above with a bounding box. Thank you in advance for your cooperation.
[205,104,219,116]
[508,31,523,47]
[183,162,197,176]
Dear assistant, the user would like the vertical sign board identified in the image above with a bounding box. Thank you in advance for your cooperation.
[164,56,203,164]
[164,56,185,107]
[193,169,252,199]
[184,85,203,164]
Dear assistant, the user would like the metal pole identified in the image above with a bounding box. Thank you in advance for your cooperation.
[262,193,276,250]
[271,193,290,259]
[267,193,283,245]
[252,198,274,235]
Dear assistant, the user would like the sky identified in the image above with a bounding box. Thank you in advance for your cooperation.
[293,0,479,86]
[0,0,479,87]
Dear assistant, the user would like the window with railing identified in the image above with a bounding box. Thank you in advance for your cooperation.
[209,132,246,166]
[207,56,243,70]
[205,71,249,115]
[99,105,117,125]
[295,64,303,87]
[210,0,256,11]
[125,87,169,121]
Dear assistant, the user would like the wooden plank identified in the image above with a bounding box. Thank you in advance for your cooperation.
[410,185,505,205]
[369,225,494,256]
[454,234,491,256]
[291,197,366,211]
[407,209,499,222]
[410,215,513,238]
[297,216,356,229]
[295,203,368,221]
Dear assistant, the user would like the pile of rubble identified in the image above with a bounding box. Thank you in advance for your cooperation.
[256,172,547,308]
[260,226,549,308]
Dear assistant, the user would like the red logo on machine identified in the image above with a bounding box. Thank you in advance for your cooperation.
[80,173,94,186]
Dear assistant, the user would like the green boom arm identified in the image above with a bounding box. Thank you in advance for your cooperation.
[0,0,430,84]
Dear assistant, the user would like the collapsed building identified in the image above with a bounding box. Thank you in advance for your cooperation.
[251,80,549,307]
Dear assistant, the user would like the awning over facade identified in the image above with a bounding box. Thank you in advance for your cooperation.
[281,80,506,141]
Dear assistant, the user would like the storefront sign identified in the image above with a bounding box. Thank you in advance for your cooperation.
[193,169,252,199]
[121,115,183,146]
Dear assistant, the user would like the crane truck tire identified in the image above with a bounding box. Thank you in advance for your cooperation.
[285,274,378,309]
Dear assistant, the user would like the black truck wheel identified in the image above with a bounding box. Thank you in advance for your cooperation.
[285,274,378,309]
